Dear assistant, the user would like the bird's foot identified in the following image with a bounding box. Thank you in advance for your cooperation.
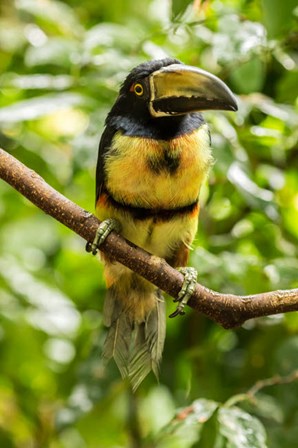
[169,267,197,318]
[86,218,121,255]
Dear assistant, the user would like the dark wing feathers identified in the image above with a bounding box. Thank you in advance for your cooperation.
[95,125,116,204]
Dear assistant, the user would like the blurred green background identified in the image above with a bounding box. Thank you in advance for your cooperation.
[0,0,297,447]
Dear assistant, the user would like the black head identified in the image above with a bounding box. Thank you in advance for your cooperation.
[107,58,180,122]
[107,58,237,125]
[120,58,181,95]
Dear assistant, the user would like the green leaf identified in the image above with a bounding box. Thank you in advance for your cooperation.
[261,0,297,38]
[2,74,73,91]
[247,393,283,424]
[192,407,220,448]
[213,16,267,65]
[155,399,219,447]
[218,407,267,448]
[172,0,192,19]
[16,0,81,36]
[0,93,86,122]
[25,38,80,68]
[230,57,265,94]
[228,162,279,220]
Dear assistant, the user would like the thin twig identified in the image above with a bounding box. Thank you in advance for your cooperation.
[224,369,298,408]
[0,147,298,329]
[248,370,298,397]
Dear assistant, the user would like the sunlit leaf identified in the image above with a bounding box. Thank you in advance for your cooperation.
[0,93,86,122]
[85,23,141,52]
[3,74,74,91]
[25,38,80,68]
[154,399,219,447]
[246,94,298,126]
[213,16,267,65]
[218,407,267,448]
[16,0,82,36]
[228,162,279,220]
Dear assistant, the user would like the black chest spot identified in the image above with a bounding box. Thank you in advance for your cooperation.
[147,149,180,175]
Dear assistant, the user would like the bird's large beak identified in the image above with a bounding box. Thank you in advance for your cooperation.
[148,64,238,117]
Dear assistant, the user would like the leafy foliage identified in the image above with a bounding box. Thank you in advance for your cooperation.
[153,399,268,447]
[0,0,297,447]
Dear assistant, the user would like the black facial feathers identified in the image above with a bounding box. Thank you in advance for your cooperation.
[119,58,182,95]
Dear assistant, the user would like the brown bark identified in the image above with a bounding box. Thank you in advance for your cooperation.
[1,147,297,329]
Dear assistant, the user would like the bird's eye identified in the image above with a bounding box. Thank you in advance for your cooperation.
[133,83,144,96]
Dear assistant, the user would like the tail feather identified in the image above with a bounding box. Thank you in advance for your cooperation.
[144,290,166,377]
[102,307,131,379]
[102,286,166,390]
[129,324,153,391]
[102,292,131,378]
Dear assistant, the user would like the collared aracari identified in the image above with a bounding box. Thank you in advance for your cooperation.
[88,58,237,390]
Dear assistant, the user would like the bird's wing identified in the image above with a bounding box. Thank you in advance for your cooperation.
[95,125,117,204]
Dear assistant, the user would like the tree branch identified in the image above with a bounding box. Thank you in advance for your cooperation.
[0,147,297,329]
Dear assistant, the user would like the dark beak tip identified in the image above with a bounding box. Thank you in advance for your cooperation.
[230,103,238,112]
[228,97,238,112]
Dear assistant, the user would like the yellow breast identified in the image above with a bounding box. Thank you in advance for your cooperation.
[105,124,213,209]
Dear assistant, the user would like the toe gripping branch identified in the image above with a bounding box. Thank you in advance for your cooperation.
[169,267,198,318]
[86,219,196,318]
[86,218,121,255]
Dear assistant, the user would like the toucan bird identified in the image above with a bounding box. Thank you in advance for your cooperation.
[88,58,237,390]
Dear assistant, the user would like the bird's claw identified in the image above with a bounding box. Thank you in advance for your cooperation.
[169,267,197,318]
[86,218,121,255]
